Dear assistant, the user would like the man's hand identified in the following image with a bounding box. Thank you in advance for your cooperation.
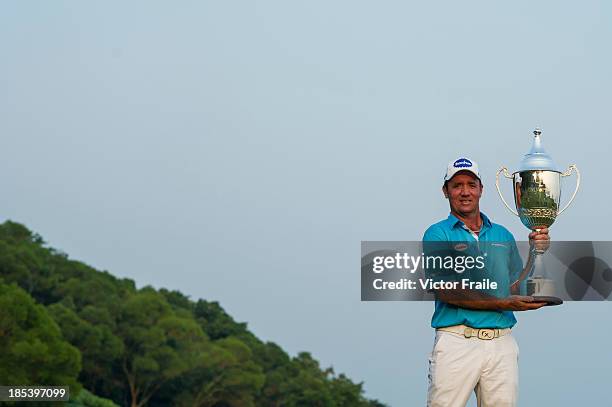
[529,227,550,254]
[501,295,547,311]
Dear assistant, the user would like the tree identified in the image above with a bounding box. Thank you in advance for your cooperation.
[48,303,124,395]
[194,299,249,340]
[115,290,209,407]
[0,282,81,390]
[170,337,265,407]
[66,389,120,407]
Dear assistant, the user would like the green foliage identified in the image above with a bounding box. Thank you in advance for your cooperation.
[0,221,387,407]
[164,336,266,407]
[194,299,249,340]
[67,389,120,407]
[116,290,213,407]
[47,303,124,393]
[0,282,81,391]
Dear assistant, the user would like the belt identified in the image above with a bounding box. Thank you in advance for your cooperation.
[436,324,511,340]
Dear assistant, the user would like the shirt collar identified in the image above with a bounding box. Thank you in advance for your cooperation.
[445,212,492,230]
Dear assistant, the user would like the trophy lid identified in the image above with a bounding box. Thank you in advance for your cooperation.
[516,128,560,173]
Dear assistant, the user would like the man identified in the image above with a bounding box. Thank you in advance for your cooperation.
[422,157,549,407]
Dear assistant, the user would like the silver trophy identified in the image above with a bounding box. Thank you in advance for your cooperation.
[496,128,580,304]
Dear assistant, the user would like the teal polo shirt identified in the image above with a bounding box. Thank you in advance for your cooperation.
[422,212,524,329]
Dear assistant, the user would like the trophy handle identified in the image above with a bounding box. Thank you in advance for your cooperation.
[557,164,580,216]
[496,166,519,216]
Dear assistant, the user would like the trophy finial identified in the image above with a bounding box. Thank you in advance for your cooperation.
[517,127,558,172]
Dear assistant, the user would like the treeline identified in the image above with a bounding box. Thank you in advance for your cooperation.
[0,221,386,407]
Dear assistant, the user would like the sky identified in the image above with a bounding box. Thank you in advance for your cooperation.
[1,1,611,406]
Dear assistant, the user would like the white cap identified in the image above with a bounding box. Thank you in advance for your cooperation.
[444,157,481,183]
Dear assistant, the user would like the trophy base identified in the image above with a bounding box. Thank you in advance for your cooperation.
[532,295,563,306]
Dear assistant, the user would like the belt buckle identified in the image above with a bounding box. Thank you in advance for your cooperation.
[477,329,495,340]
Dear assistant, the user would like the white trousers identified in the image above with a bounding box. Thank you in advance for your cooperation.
[427,330,519,407]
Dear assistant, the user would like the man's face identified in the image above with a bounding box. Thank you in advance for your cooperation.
[443,172,482,215]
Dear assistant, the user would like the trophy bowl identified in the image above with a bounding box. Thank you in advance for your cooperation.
[513,170,561,231]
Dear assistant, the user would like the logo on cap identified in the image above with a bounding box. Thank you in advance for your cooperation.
[453,158,472,168]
